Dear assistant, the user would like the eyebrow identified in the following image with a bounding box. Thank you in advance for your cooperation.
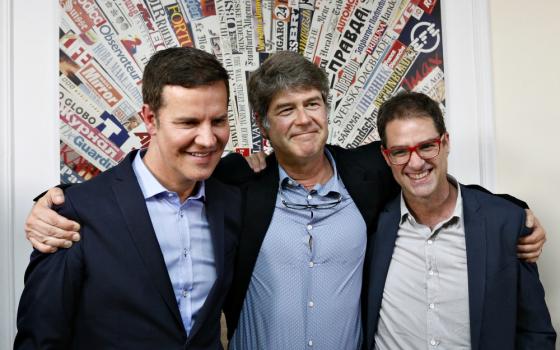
[387,136,440,149]
[272,96,323,111]
[172,114,228,122]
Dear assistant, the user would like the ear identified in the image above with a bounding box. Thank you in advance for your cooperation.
[380,145,392,167]
[141,104,158,136]
[254,112,268,139]
[443,132,450,154]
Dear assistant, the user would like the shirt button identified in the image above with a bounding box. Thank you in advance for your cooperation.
[308,340,313,346]
[427,239,433,245]
[429,270,434,276]
[430,339,437,346]
[308,301,314,307]
[307,194,312,200]
[308,261,314,268]
[307,224,313,230]
[182,290,188,298]
[429,303,435,309]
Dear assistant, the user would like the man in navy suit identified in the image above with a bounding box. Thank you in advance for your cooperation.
[363,92,556,349]
[15,47,241,349]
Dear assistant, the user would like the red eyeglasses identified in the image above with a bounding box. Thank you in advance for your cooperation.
[382,135,444,165]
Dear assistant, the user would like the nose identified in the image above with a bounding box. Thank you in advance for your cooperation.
[196,123,217,148]
[407,150,425,168]
[294,107,312,125]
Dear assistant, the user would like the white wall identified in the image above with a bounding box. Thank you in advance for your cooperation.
[2,0,59,346]
[490,0,560,333]
[0,0,15,347]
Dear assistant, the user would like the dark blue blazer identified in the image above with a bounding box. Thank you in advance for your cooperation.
[15,150,241,350]
[363,185,556,349]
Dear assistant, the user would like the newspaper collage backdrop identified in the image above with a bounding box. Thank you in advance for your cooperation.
[58,0,445,184]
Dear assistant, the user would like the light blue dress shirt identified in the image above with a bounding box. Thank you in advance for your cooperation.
[230,151,367,350]
[132,152,216,335]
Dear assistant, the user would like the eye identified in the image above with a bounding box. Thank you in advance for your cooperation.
[419,142,437,151]
[306,100,322,109]
[177,120,198,127]
[277,108,293,116]
[212,117,227,126]
[390,148,409,158]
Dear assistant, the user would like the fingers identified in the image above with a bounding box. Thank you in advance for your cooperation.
[27,235,75,253]
[28,237,58,253]
[25,189,81,252]
[524,209,535,228]
[43,187,66,207]
[25,218,80,245]
[518,229,546,245]
[517,223,546,262]
[517,240,544,254]
[245,152,267,173]
[27,200,80,233]
[517,248,541,263]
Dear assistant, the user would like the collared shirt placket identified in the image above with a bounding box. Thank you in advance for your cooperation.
[425,227,440,348]
[304,191,316,349]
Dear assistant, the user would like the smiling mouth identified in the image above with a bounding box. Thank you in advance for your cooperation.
[292,131,318,138]
[408,169,430,180]
[186,151,213,157]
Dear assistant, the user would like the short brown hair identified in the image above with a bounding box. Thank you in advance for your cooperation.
[142,47,229,113]
[377,91,446,147]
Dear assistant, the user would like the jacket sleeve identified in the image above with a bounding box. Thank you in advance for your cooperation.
[464,184,528,209]
[515,220,556,348]
[14,197,84,350]
[213,152,256,186]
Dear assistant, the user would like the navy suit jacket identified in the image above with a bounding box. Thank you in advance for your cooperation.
[15,150,241,350]
[363,185,556,349]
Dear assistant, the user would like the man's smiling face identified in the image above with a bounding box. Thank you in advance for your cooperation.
[142,81,229,199]
[263,88,328,165]
[382,116,449,202]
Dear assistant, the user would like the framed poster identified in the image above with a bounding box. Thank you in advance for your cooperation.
[57,0,446,183]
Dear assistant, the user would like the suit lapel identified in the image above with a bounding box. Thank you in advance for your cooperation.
[238,156,279,282]
[329,146,385,229]
[187,178,225,339]
[461,186,486,350]
[365,197,400,349]
[111,152,184,333]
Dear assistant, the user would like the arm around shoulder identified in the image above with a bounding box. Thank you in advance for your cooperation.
[15,197,85,349]
[515,216,556,348]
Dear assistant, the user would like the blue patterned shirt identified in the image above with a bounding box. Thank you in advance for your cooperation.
[132,152,216,335]
[230,151,367,349]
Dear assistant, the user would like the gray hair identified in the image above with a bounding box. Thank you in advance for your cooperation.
[248,51,329,129]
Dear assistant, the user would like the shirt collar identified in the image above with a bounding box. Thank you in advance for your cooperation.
[278,149,341,196]
[132,150,205,201]
[400,174,463,224]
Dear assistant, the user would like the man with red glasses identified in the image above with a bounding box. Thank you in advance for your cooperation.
[363,92,556,349]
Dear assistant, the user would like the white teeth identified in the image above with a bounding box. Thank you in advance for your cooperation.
[188,152,210,157]
[409,170,429,180]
